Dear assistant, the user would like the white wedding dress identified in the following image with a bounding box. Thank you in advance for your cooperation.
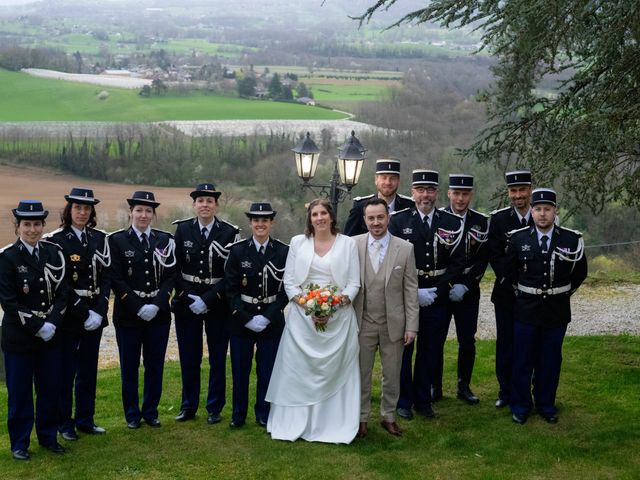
[266,249,360,444]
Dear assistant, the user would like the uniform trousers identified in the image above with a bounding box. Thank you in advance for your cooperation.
[494,297,516,402]
[229,334,280,424]
[4,346,62,451]
[58,328,103,433]
[359,319,404,423]
[398,303,448,410]
[175,307,230,415]
[511,321,567,416]
[115,323,170,423]
[434,296,479,390]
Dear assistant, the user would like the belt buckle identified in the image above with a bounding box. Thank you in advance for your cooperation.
[535,288,543,295]
[193,276,201,284]
[252,298,259,304]
[203,278,211,285]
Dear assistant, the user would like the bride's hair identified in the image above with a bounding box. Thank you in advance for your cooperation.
[305,198,339,237]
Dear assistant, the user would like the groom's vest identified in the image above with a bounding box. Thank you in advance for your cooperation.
[362,246,389,325]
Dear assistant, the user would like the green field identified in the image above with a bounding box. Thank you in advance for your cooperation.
[0,69,346,122]
[0,336,638,479]
[306,82,396,104]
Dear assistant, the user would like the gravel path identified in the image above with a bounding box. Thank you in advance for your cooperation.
[96,283,640,367]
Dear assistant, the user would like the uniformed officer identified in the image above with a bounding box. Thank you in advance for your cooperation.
[389,170,465,419]
[108,191,176,429]
[505,189,587,424]
[172,183,240,425]
[225,202,288,428]
[488,170,533,408]
[343,158,414,236]
[0,200,68,460]
[435,174,489,405]
[47,187,110,441]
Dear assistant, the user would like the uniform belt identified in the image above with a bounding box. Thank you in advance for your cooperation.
[133,289,159,298]
[517,284,571,295]
[182,273,223,285]
[32,306,54,318]
[240,294,277,305]
[417,268,447,277]
[74,288,100,298]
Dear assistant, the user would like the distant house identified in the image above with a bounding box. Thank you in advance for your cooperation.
[254,86,268,98]
[296,96,316,106]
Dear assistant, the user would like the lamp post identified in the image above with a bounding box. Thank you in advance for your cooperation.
[292,131,367,216]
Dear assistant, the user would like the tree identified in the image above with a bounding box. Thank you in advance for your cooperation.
[237,75,257,97]
[296,82,309,98]
[280,85,294,101]
[139,85,152,97]
[151,78,167,96]
[357,1,640,213]
[73,50,83,74]
[268,72,283,99]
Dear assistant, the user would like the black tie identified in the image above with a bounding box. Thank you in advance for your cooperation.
[540,235,549,253]
[140,232,149,250]
[80,231,87,247]
[521,217,527,228]
[423,215,431,235]
[259,245,265,255]
[201,227,208,242]
[33,247,39,261]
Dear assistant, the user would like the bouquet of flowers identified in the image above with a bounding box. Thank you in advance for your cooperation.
[297,283,343,332]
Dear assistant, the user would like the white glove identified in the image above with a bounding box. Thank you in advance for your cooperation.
[36,321,56,342]
[244,317,267,333]
[84,310,103,331]
[449,284,469,302]
[137,304,160,321]
[418,287,438,307]
[253,314,270,329]
[188,294,208,315]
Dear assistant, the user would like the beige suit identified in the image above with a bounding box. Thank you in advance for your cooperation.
[353,233,419,422]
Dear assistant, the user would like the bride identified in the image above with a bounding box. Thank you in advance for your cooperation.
[266,199,361,443]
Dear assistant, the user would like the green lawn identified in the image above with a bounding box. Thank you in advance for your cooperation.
[306,82,395,104]
[0,335,638,479]
[0,69,346,122]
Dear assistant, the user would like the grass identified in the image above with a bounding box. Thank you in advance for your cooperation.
[305,80,397,105]
[0,69,346,122]
[0,335,638,479]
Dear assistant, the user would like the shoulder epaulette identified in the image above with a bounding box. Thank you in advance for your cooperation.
[92,227,108,235]
[506,226,530,236]
[469,208,489,218]
[558,226,582,237]
[218,218,240,232]
[397,193,413,201]
[353,193,375,202]
[40,239,63,250]
[107,228,126,237]
[227,238,247,249]
[0,243,14,254]
[490,206,511,216]
[272,238,289,247]
[171,216,195,225]
[391,207,411,216]
[152,228,173,237]
[43,227,64,239]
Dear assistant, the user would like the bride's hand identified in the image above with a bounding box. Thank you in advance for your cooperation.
[312,315,330,325]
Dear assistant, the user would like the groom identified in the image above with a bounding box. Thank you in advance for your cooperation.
[353,198,419,437]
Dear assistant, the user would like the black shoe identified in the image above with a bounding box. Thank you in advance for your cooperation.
[431,386,443,402]
[127,419,141,429]
[256,418,268,428]
[144,418,161,428]
[42,442,65,454]
[415,405,436,418]
[175,410,196,422]
[60,430,78,441]
[495,398,509,408]
[457,385,480,405]
[229,419,245,428]
[207,413,222,425]
[396,408,414,420]
[12,449,30,461]
[542,414,559,424]
[77,425,106,435]
[511,413,528,425]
